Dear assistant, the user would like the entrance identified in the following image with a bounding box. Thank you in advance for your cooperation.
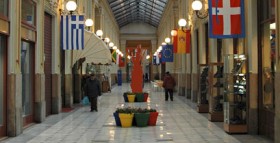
[21,41,35,126]
[258,0,276,140]
[0,35,7,137]
[44,13,53,116]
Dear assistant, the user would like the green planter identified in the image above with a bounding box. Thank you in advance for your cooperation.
[134,113,150,127]
[136,93,144,102]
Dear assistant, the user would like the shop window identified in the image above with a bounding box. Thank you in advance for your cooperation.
[259,0,275,21]
[0,0,8,18]
[261,21,276,109]
[0,35,6,124]
[21,41,34,116]
[21,0,36,26]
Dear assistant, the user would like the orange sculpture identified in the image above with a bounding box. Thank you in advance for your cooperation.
[130,45,143,93]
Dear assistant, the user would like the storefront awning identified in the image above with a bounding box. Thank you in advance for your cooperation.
[72,30,112,66]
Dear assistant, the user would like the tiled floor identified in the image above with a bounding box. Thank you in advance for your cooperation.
[1,83,273,143]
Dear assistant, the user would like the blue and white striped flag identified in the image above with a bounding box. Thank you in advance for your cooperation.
[61,15,84,50]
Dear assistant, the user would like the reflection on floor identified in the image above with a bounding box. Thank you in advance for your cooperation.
[1,83,273,143]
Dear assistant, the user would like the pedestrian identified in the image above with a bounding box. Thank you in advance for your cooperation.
[162,72,176,101]
[85,73,101,112]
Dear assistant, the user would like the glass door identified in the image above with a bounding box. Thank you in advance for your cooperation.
[0,35,7,137]
[21,41,34,126]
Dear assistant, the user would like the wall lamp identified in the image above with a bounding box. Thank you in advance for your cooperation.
[85,18,94,31]
[165,37,171,44]
[96,29,103,38]
[60,1,77,15]
[178,18,191,33]
[192,0,208,19]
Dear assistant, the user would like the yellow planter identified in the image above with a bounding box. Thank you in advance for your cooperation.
[127,94,136,102]
[119,113,134,127]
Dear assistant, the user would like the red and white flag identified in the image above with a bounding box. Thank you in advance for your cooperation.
[209,0,245,38]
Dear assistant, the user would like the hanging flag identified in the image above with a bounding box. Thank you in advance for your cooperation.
[119,55,125,67]
[173,29,178,53]
[111,49,117,63]
[61,15,85,50]
[209,0,245,38]
[173,29,191,54]
[161,45,173,62]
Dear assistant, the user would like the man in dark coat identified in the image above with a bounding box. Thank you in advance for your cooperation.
[162,72,176,101]
[85,73,101,112]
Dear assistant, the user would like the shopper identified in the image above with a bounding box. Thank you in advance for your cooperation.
[162,72,176,101]
[85,73,101,112]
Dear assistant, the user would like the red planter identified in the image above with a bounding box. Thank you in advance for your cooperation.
[148,112,159,126]
[143,93,148,102]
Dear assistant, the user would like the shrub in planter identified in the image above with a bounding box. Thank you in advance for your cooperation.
[148,108,159,126]
[115,107,135,127]
[123,92,128,102]
[135,93,144,102]
[143,92,149,102]
[134,108,150,127]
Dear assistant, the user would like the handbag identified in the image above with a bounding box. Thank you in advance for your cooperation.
[82,96,90,105]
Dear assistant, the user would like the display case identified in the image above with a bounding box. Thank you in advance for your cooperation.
[223,54,247,133]
[208,63,224,122]
[197,64,209,113]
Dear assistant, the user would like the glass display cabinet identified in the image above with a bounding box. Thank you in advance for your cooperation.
[208,63,224,122]
[197,64,210,113]
[223,54,247,133]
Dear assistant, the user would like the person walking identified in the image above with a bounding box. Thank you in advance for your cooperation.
[162,72,176,101]
[85,73,101,112]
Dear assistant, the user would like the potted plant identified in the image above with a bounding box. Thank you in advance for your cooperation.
[134,108,150,127]
[135,93,144,102]
[116,107,135,127]
[148,108,159,126]
[143,92,149,102]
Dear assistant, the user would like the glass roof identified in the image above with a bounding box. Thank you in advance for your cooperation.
[107,0,168,28]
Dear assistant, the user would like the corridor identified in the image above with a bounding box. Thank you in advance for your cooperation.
[1,83,272,143]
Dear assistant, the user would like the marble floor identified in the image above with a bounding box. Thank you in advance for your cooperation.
[1,83,273,143]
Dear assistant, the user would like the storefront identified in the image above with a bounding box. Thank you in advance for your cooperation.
[258,0,276,140]
[21,0,36,126]
[0,35,7,138]
[0,0,8,138]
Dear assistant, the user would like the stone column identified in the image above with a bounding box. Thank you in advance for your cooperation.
[64,51,73,107]
[191,28,198,102]
[120,40,126,82]
[245,0,259,134]
[34,0,46,123]
[7,0,22,136]
[151,40,158,81]
[51,1,62,114]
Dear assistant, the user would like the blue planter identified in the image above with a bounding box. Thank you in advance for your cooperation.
[113,112,121,126]
[123,92,128,102]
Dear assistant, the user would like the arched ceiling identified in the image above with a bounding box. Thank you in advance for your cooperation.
[107,0,168,28]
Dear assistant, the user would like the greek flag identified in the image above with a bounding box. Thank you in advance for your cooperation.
[61,15,84,50]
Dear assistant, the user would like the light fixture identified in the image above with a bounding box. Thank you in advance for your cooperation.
[112,46,117,50]
[162,42,166,45]
[165,37,171,44]
[104,37,110,43]
[85,19,94,27]
[66,1,77,15]
[116,49,120,54]
[146,55,150,59]
[96,30,103,38]
[178,19,187,27]
[171,30,178,37]
[127,55,131,59]
[85,18,93,31]
[191,0,208,19]
[109,42,114,47]
[158,46,162,51]
[178,18,191,33]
